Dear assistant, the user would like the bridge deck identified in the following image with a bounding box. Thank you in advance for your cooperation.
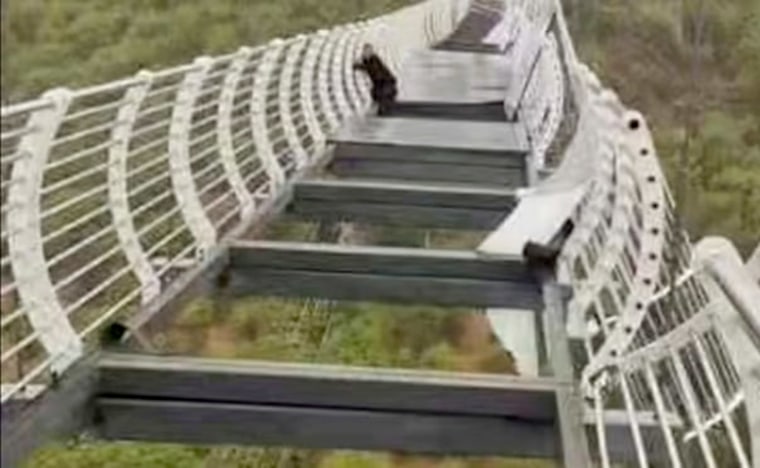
[393,50,511,120]
[329,117,529,185]
[399,51,509,97]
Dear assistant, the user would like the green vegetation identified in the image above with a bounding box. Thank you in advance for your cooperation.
[27,443,556,468]
[1,0,414,103]
[564,0,760,256]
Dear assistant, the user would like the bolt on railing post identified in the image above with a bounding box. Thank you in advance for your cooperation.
[169,57,217,262]
[278,39,310,169]
[218,47,257,218]
[108,70,162,305]
[251,39,286,191]
[7,88,82,373]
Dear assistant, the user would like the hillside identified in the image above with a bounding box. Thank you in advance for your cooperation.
[1,0,413,103]
[564,0,760,256]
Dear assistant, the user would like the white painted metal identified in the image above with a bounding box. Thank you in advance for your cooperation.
[342,24,367,114]
[299,35,328,157]
[108,72,162,305]
[250,40,286,191]
[6,89,83,377]
[217,47,258,218]
[643,363,683,468]
[278,39,310,169]
[168,57,218,261]
[330,27,353,121]
[316,30,340,131]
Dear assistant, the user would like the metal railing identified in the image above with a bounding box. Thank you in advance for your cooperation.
[540,0,759,465]
[0,0,469,403]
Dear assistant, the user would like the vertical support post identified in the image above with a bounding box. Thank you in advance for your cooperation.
[250,40,286,191]
[300,35,327,156]
[695,238,760,465]
[348,24,371,108]
[330,27,352,121]
[218,47,257,218]
[619,374,650,467]
[341,25,365,114]
[168,57,217,261]
[592,385,612,468]
[7,88,82,373]
[316,30,340,131]
[644,363,684,468]
[277,39,309,169]
[669,351,718,468]
[693,338,751,468]
[541,276,591,468]
[108,71,162,305]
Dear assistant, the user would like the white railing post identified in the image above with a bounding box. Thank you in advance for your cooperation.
[251,40,286,191]
[670,351,718,468]
[168,57,217,261]
[7,88,82,373]
[348,23,371,108]
[693,337,752,468]
[278,39,310,169]
[300,35,328,156]
[218,47,257,218]
[643,363,684,468]
[330,27,353,121]
[316,30,340,131]
[342,24,366,114]
[108,71,162,305]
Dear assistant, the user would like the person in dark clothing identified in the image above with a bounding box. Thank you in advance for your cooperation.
[353,44,397,115]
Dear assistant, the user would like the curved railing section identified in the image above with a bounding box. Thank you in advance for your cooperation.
[0,0,468,403]
[483,0,759,465]
[537,1,759,466]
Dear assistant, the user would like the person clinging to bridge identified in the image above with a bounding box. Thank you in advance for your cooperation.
[353,44,397,116]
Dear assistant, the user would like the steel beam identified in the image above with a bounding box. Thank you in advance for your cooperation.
[384,101,506,121]
[224,240,542,308]
[98,354,562,419]
[289,179,517,229]
[96,353,562,458]
[95,354,680,462]
[97,398,559,458]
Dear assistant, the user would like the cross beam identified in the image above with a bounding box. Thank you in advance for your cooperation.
[289,179,517,229]
[224,240,543,309]
[96,353,564,458]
